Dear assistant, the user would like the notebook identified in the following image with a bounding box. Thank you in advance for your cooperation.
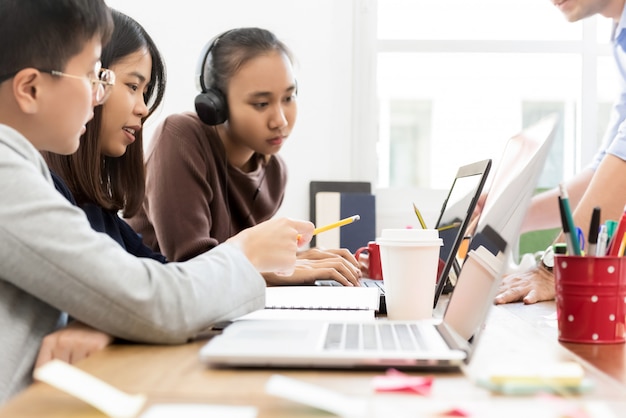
[316,158,492,311]
[264,287,380,311]
[197,117,557,371]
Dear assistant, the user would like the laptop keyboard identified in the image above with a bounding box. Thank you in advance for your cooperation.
[316,280,342,287]
[360,280,385,293]
[317,279,386,294]
[323,322,431,352]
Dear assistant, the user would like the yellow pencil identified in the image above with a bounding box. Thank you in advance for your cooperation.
[412,202,427,229]
[437,221,461,232]
[314,215,360,235]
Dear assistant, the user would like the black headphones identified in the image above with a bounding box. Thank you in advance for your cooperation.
[194,30,234,126]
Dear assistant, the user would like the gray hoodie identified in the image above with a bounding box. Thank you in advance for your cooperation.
[0,124,265,403]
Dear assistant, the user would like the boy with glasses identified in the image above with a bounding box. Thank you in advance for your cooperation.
[0,0,314,403]
[0,63,115,105]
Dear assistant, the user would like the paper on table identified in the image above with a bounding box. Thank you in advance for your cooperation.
[33,359,146,418]
[266,374,616,418]
[140,404,257,418]
[266,374,367,418]
[265,286,380,311]
[237,308,375,321]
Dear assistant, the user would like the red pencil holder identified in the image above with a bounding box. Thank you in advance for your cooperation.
[554,255,626,344]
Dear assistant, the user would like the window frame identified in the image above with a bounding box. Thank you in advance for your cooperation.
[351,1,613,189]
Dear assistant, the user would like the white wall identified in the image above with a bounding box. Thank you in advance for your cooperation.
[106,0,358,222]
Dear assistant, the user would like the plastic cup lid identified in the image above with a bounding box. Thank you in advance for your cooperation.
[376,228,443,246]
[468,246,502,276]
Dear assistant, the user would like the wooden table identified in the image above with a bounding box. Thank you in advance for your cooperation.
[2,302,626,417]
[503,301,626,386]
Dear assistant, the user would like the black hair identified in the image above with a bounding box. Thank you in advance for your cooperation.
[100,9,166,120]
[0,0,113,80]
[203,27,295,94]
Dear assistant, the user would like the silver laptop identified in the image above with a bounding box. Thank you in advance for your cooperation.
[316,159,492,312]
[198,234,505,370]
[475,114,560,256]
[198,115,558,370]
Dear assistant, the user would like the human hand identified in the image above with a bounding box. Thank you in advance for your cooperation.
[263,256,362,286]
[297,247,360,268]
[34,321,114,370]
[494,266,555,305]
[227,217,314,275]
[356,252,370,276]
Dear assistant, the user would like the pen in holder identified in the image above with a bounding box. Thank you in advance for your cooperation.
[554,255,626,344]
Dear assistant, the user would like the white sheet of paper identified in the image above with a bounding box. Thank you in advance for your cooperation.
[237,308,375,321]
[33,360,146,418]
[266,374,616,418]
[265,286,380,310]
[266,374,367,418]
[140,404,257,418]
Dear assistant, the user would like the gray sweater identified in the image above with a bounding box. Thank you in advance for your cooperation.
[0,124,265,404]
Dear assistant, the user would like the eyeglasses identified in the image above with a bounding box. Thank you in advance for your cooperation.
[42,66,116,105]
[0,63,116,105]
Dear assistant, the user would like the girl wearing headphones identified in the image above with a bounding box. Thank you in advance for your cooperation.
[127,27,361,286]
[39,13,314,368]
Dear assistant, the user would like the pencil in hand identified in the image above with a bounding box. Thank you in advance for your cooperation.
[313,215,360,235]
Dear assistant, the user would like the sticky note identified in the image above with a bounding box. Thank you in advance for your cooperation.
[488,361,584,386]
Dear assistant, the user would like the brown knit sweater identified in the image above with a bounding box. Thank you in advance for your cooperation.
[127,112,286,261]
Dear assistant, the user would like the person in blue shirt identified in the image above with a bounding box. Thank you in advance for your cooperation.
[495,0,626,304]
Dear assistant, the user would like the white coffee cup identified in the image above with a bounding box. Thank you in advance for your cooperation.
[377,229,443,320]
[443,246,504,340]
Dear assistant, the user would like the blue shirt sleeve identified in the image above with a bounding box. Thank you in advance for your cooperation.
[116,216,168,263]
[81,203,168,264]
[589,24,626,170]
[50,170,77,205]
[50,169,167,263]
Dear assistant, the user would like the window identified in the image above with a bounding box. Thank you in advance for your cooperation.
[356,0,616,190]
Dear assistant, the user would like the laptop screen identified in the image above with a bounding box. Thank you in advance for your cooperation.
[476,114,559,251]
[432,159,491,308]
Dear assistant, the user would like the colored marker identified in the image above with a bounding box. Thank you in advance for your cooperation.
[587,207,601,257]
[558,184,581,256]
[576,227,585,254]
[558,196,576,256]
[606,220,618,250]
[608,205,626,256]
[596,224,608,256]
